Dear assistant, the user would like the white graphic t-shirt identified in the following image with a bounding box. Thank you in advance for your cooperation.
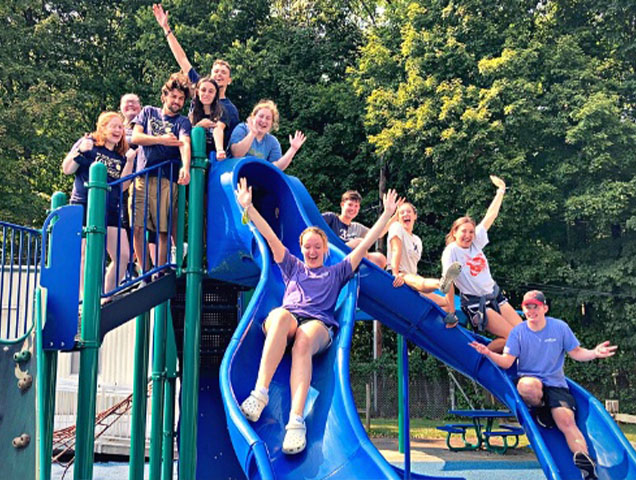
[441,224,495,296]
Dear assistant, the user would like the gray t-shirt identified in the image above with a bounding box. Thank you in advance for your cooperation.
[387,222,422,275]
[504,317,580,388]
[278,249,354,329]
[322,212,369,243]
[441,224,495,296]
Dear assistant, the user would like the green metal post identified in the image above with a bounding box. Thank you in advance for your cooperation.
[74,163,108,480]
[37,191,68,480]
[161,313,179,480]
[397,334,405,454]
[129,311,150,480]
[175,184,186,272]
[149,301,168,480]
[178,127,207,479]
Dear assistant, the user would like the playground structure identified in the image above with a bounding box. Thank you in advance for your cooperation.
[1,127,635,479]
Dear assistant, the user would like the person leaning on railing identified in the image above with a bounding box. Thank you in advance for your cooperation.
[62,112,135,301]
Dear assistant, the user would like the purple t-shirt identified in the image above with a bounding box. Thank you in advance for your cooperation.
[278,249,354,329]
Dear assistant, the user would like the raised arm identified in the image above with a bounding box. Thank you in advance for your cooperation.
[61,136,93,174]
[153,4,193,73]
[480,175,506,231]
[568,341,618,362]
[235,177,286,263]
[348,189,398,271]
[230,118,256,158]
[272,131,306,171]
[469,341,517,369]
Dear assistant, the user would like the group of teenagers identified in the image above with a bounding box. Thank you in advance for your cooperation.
[60,4,614,478]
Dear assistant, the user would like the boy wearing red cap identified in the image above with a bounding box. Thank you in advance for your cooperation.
[470,290,617,480]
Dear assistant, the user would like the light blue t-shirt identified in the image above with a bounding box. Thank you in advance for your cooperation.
[504,316,580,388]
[278,249,354,329]
[229,123,282,163]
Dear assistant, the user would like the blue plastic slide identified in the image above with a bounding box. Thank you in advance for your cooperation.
[207,157,636,480]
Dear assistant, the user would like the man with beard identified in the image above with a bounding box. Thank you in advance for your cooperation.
[130,73,191,268]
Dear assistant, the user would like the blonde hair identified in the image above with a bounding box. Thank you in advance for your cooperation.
[445,216,476,245]
[250,99,280,131]
[299,227,328,250]
[212,59,231,75]
[92,112,128,156]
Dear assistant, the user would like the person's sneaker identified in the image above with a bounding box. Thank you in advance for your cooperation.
[533,405,555,429]
[573,451,598,479]
[439,262,462,294]
[443,312,459,326]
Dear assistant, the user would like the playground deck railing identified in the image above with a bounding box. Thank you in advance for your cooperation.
[0,221,41,343]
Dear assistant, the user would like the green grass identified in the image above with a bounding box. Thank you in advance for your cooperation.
[365,417,636,446]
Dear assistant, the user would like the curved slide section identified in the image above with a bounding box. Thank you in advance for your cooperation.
[208,157,635,480]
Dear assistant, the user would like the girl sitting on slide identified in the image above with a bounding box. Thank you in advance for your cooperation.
[442,175,522,352]
[235,177,398,455]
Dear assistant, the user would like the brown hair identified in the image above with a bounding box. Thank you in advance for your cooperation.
[213,59,231,75]
[250,99,280,131]
[400,202,417,216]
[341,190,362,203]
[299,227,328,250]
[92,112,128,156]
[161,72,191,100]
[445,216,476,245]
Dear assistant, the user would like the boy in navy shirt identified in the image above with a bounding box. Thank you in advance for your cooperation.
[470,290,617,479]
[130,72,191,270]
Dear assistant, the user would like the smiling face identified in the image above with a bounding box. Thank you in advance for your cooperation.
[162,88,186,115]
[340,199,360,222]
[398,204,417,233]
[197,80,217,106]
[300,230,328,269]
[119,94,141,122]
[454,222,476,248]
[253,107,274,136]
[522,301,549,323]
[103,116,125,147]
[211,62,231,90]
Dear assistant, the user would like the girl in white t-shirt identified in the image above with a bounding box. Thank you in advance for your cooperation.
[441,176,522,352]
[388,202,460,312]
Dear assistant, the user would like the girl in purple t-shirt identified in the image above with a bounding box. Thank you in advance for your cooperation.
[235,177,398,455]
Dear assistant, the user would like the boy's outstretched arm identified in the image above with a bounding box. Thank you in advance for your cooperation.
[348,189,398,271]
[469,341,517,369]
[235,177,285,263]
[568,341,618,362]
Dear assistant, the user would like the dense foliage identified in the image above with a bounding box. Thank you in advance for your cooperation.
[1,1,634,408]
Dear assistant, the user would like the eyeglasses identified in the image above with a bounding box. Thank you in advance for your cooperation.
[523,303,540,310]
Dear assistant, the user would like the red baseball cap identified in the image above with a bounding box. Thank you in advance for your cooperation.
[522,290,547,307]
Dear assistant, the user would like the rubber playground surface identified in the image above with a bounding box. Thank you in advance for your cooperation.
[51,437,544,479]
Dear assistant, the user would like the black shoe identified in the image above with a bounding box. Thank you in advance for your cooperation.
[443,312,459,326]
[574,451,598,479]
[533,405,555,429]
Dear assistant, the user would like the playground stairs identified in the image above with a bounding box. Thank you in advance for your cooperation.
[171,277,246,479]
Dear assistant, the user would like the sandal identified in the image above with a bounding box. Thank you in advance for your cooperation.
[239,389,268,422]
[439,261,462,294]
[282,420,307,455]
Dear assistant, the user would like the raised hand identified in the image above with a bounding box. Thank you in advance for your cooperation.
[235,177,252,209]
[153,4,170,30]
[490,175,506,191]
[246,116,259,136]
[289,131,306,151]
[78,134,94,153]
[383,188,399,216]
[594,341,618,359]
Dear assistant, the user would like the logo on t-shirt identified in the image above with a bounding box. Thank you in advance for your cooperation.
[465,253,487,276]
[149,116,172,137]
[95,152,123,179]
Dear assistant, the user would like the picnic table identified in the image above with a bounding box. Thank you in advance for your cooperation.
[437,409,525,454]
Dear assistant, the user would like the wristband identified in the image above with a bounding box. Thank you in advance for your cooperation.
[165,29,172,37]
[497,188,506,195]
[241,204,252,225]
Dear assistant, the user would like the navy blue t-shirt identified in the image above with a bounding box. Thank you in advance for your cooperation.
[187,67,240,150]
[69,137,127,213]
[132,106,191,180]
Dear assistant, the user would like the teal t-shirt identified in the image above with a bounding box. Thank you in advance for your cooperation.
[229,123,282,163]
